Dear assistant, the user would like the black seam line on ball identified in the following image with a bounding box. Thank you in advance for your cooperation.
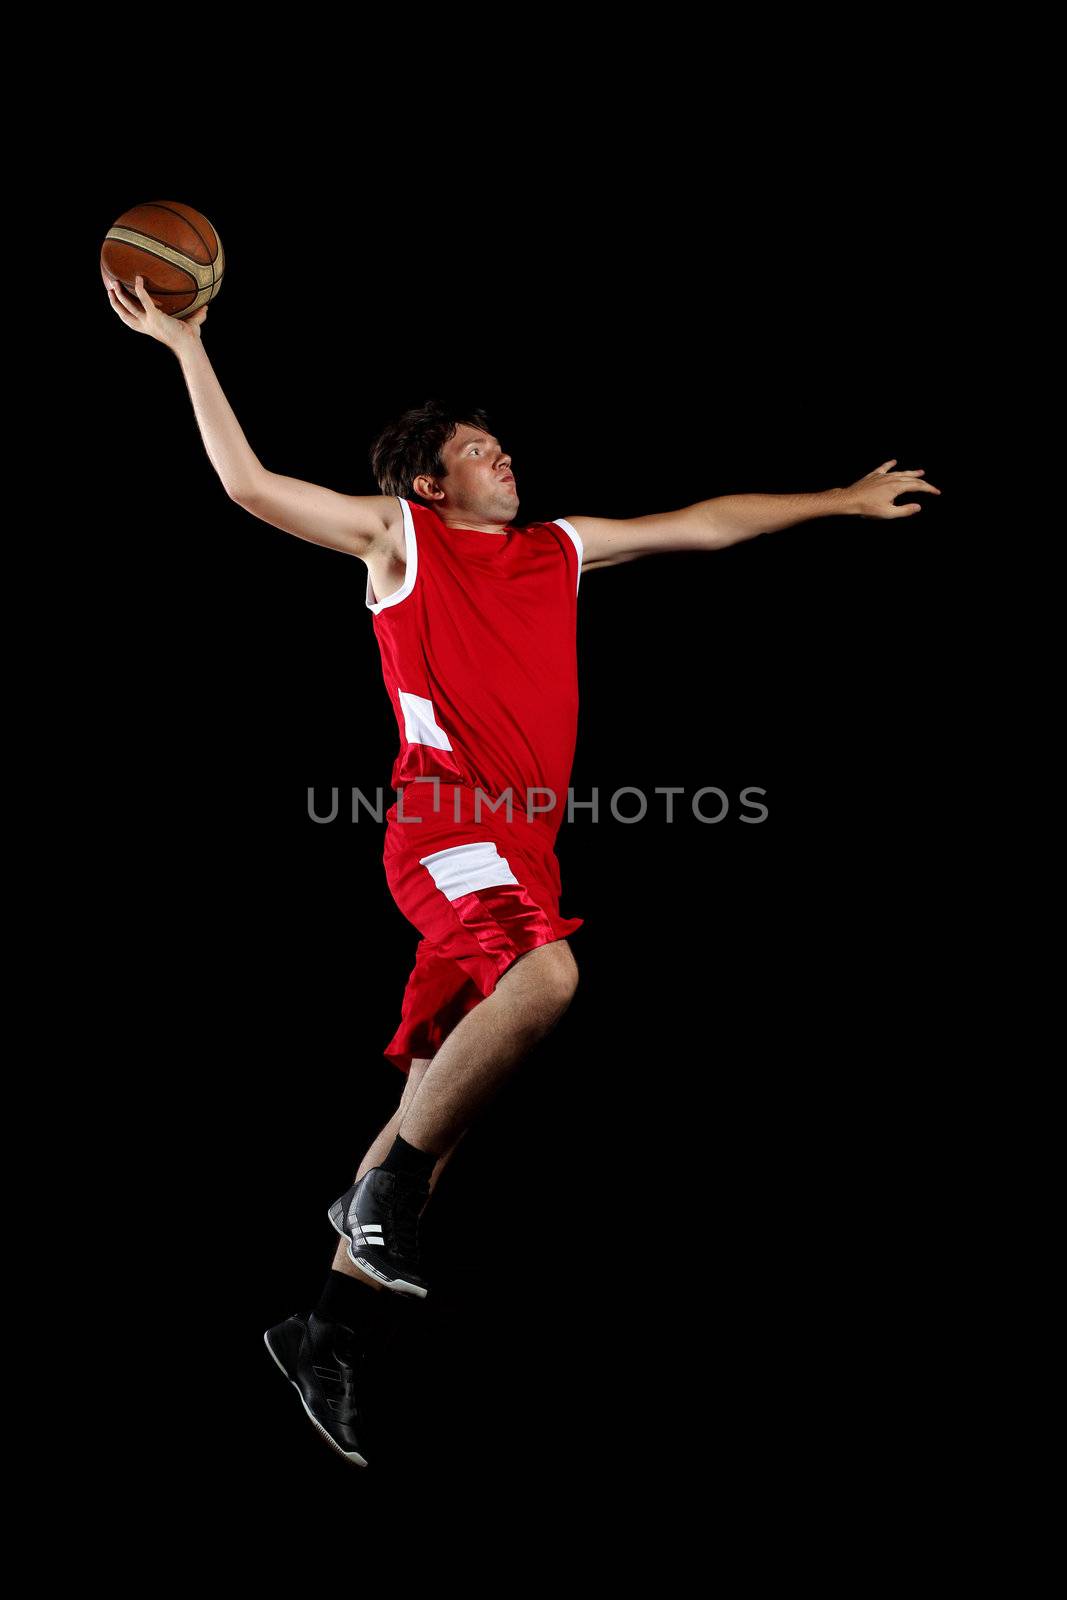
[128,202,220,289]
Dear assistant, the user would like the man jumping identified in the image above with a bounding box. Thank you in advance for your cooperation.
[106,269,942,1469]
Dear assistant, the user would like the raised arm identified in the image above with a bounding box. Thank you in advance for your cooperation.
[104,271,398,561]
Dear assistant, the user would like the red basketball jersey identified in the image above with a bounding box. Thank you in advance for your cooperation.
[365,497,583,842]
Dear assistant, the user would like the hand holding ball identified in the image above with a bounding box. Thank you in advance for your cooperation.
[101,199,224,352]
[104,271,209,351]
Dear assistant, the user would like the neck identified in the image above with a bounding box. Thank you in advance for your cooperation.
[436,510,510,536]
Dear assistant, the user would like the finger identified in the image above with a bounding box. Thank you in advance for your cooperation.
[887,473,941,495]
[896,502,922,515]
[875,460,897,474]
[133,273,150,303]
[107,287,136,327]
[114,280,148,324]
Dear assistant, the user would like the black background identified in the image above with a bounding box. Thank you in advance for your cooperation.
[71,124,979,1558]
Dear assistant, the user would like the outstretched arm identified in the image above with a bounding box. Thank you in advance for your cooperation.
[567,460,943,570]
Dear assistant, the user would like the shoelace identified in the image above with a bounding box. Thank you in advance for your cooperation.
[323,1336,364,1426]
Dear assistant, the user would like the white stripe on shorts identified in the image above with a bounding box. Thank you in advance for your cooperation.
[418,840,520,901]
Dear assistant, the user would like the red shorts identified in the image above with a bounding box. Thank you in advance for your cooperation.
[380,784,584,1075]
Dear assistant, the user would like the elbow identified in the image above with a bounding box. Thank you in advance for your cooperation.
[226,467,268,505]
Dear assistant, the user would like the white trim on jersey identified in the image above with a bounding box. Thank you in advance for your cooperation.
[366,496,418,613]
[417,840,520,901]
[551,518,584,596]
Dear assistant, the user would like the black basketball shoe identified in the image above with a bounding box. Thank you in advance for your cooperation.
[327,1168,432,1298]
[263,1309,374,1467]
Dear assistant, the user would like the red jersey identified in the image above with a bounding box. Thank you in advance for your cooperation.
[365,497,583,844]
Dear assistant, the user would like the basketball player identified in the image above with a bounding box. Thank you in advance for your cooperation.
[106,271,941,1468]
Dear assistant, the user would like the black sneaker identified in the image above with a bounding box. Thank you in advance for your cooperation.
[263,1309,374,1467]
[327,1168,432,1298]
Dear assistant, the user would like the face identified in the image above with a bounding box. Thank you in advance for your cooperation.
[424,423,519,520]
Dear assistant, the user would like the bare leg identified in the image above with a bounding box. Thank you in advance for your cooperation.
[329,1057,465,1289]
[399,938,579,1157]
[331,938,578,1290]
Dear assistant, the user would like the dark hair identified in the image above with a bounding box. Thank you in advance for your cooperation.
[369,397,494,508]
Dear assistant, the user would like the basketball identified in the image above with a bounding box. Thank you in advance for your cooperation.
[100,201,224,320]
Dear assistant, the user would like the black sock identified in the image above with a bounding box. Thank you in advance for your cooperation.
[380,1133,436,1187]
[315,1268,384,1331]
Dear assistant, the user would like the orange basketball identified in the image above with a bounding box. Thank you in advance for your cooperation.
[100,201,224,319]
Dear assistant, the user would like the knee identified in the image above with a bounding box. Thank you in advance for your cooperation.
[533,940,580,1021]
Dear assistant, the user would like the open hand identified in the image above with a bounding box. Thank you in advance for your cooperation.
[841,460,942,519]
[103,270,208,352]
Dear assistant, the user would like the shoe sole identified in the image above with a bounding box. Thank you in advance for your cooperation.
[262,1328,369,1469]
[327,1202,430,1299]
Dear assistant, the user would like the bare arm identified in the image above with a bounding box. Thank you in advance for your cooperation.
[172,338,265,499]
[230,472,402,560]
[105,272,398,560]
[106,271,260,496]
[569,461,942,569]
[175,341,398,559]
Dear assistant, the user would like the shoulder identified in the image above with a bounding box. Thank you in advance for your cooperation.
[390,496,442,553]
[519,515,582,543]
[520,517,584,591]
[552,512,661,570]
[544,516,584,558]
[515,516,584,562]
